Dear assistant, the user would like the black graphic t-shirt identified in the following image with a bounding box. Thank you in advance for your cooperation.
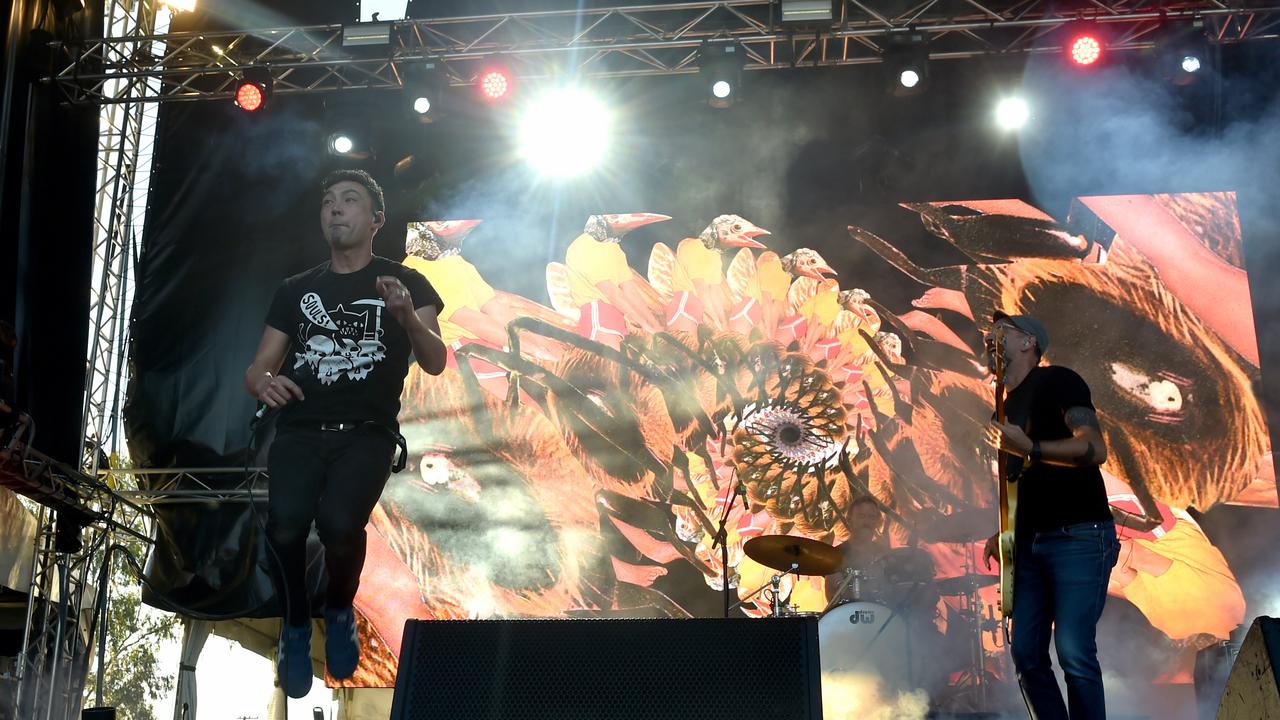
[264,256,444,430]
[1003,365,1112,540]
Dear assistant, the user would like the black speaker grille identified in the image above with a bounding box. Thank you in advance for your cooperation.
[390,617,821,720]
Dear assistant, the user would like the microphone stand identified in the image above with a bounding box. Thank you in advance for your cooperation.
[711,473,747,617]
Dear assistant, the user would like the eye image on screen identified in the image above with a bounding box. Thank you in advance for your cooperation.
[322,193,1270,716]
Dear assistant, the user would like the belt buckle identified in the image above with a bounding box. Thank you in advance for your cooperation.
[320,421,354,432]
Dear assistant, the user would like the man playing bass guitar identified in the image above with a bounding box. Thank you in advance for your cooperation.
[982,311,1120,720]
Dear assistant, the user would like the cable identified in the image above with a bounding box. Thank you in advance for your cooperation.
[247,411,301,712]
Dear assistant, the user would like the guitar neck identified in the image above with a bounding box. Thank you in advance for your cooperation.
[995,378,1011,529]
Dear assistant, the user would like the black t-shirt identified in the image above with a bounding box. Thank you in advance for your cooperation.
[264,256,444,430]
[1003,365,1112,539]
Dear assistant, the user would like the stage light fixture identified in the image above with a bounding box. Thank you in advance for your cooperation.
[326,129,372,158]
[329,133,355,155]
[343,22,391,47]
[883,30,929,96]
[1154,20,1211,85]
[1062,21,1106,68]
[158,0,196,11]
[779,0,839,24]
[403,61,445,121]
[234,67,272,112]
[699,40,746,109]
[323,95,374,159]
[478,67,514,102]
[517,86,612,179]
[995,97,1030,130]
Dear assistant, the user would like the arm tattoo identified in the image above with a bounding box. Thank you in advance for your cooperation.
[1064,406,1102,432]
[1065,406,1104,465]
[1071,440,1098,465]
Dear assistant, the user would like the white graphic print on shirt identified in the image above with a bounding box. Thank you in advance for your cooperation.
[293,291,388,385]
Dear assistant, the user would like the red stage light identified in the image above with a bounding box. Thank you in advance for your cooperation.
[235,82,265,112]
[1068,34,1103,66]
[479,70,511,101]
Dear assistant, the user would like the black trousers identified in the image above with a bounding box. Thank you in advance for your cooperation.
[266,425,395,626]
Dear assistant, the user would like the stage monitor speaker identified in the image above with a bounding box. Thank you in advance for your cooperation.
[1217,615,1280,719]
[390,617,821,720]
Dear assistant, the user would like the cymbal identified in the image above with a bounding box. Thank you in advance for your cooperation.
[934,573,999,596]
[743,535,843,576]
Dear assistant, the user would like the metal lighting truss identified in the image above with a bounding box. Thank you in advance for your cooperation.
[45,0,1280,105]
[4,417,152,720]
[17,1,1273,716]
[80,0,169,469]
[12,0,170,715]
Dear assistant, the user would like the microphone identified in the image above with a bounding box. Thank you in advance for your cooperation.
[254,364,314,420]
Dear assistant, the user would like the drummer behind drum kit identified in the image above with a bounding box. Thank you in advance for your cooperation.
[742,535,1002,708]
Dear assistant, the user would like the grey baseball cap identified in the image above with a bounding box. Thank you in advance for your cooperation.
[992,310,1050,353]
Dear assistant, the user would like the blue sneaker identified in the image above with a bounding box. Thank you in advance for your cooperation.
[277,622,313,699]
[324,606,360,679]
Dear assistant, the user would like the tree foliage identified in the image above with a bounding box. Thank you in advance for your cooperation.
[82,462,180,720]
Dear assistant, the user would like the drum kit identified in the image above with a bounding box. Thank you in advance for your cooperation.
[742,534,1005,706]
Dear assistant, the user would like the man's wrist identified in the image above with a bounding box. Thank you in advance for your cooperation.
[253,371,273,395]
[397,307,421,328]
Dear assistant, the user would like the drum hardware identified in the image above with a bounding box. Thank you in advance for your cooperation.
[940,551,1010,712]
[822,568,869,612]
[934,573,999,597]
[728,562,799,617]
[771,572,783,617]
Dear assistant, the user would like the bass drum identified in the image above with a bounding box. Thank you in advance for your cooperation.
[818,601,911,692]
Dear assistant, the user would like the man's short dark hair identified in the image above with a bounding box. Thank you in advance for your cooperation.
[321,169,385,214]
[850,494,881,511]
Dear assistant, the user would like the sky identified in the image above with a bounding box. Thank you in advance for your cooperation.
[358,0,407,22]
[152,631,338,720]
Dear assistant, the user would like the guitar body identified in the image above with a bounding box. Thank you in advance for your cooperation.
[994,329,1018,618]
[998,455,1017,617]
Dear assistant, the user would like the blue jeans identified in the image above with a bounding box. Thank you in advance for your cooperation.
[1011,521,1120,720]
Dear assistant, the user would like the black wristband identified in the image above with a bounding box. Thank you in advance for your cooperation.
[1029,441,1042,465]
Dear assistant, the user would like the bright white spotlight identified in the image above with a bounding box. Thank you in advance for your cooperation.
[331,134,354,154]
[899,69,920,89]
[711,80,732,99]
[1181,54,1202,73]
[995,97,1030,130]
[412,96,431,114]
[517,86,612,178]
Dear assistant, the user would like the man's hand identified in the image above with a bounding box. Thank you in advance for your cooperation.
[253,371,305,409]
[982,533,1000,570]
[377,275,416,325]
[986,420,1033,457]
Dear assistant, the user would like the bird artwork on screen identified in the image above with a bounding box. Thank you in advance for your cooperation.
[328,193,1269,716]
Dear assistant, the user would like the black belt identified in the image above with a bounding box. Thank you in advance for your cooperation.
[281,420,408,472]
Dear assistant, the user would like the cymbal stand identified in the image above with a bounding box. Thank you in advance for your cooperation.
[728,562,799,616]
[949,550,993,711]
